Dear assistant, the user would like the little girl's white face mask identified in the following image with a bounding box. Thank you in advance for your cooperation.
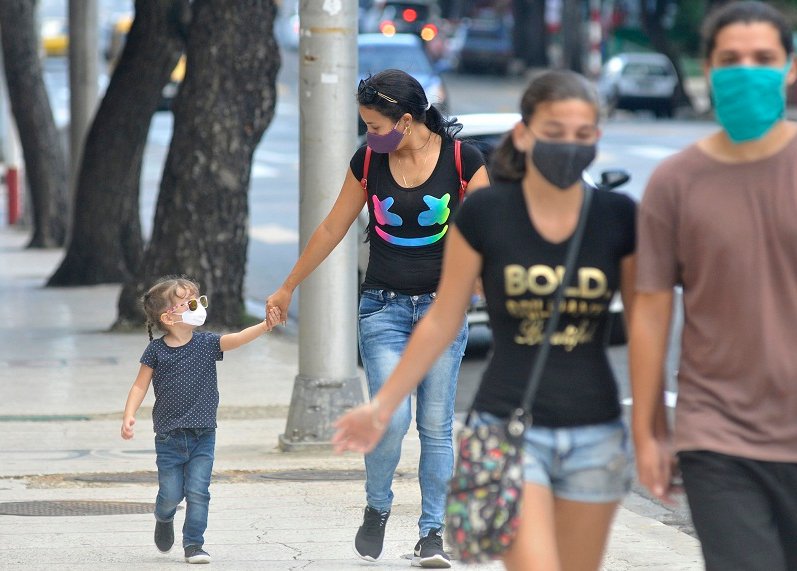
[179,303,207,326]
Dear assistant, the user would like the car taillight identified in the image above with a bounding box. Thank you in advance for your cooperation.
[420,23,438,42]
[402,8,417,22]
[380,21,396,36]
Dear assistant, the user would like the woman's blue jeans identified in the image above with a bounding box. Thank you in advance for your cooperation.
[154,427,216,548]
[358,289,468,536]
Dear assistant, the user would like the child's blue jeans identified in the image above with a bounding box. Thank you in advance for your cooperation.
[154,427,216,548]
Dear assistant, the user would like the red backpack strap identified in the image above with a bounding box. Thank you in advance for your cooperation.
[455,139,467,201]
[360,146,372,203]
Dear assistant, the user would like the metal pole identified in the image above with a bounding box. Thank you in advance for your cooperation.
[587,0,602,79]
[68,0,98,192]
[279,0,362,451]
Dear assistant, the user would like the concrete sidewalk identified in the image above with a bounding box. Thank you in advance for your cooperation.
[0,226,702,570]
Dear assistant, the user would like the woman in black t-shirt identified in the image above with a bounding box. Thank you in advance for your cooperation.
[333,70,638,571]
[267,69,489,568]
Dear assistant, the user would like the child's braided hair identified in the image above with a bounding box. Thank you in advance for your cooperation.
[141,277,200,341]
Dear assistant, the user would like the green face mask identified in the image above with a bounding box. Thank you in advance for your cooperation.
[710,64,791,143]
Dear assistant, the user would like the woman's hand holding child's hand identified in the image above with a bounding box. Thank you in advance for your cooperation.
[266,287,292,326]
[264,306,282,331]
[121,416,136,440]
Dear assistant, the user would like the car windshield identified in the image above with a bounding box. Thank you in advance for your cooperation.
[359,45,433,76]
[622,63,670,77]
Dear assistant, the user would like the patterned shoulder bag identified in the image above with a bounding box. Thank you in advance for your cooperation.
[445,183,595,563]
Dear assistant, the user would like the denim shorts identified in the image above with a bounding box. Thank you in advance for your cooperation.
[471,411,633,503]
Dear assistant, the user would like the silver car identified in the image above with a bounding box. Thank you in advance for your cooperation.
[598,52,679,118]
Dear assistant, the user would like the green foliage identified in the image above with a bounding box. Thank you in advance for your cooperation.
[669,0,707,56]
[606,0,797,75]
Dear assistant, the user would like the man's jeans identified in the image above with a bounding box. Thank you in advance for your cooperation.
[154,427,216,548]
[358,289,468,536]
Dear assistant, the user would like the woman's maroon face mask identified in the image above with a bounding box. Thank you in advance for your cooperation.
[366,121,405,154]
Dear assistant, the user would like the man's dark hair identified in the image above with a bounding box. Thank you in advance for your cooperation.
[702,1,793,58]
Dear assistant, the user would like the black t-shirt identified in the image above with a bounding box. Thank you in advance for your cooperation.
[455,181,636,427]
[350,139,484,295]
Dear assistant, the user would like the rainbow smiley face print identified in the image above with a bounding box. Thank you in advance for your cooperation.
[372,193,451,247]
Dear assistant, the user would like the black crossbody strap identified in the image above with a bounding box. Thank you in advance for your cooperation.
[517,183,594,419]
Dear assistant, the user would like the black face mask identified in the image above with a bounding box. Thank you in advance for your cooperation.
[530,139,597,190]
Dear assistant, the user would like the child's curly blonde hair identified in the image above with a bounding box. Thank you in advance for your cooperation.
[141,277,200,341]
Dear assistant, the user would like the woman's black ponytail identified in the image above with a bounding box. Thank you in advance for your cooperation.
[490,133,526,182]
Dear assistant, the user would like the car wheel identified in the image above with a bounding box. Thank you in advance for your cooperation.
[655,101,674,119]
[605,90,619,118]
[464,325,492,358]
[607,310,627,346]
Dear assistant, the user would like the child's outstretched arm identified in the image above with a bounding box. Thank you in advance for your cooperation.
[121,364,154,440]
[220,307,281,352]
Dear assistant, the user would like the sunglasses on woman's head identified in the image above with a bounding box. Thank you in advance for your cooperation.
[358,80,398,104]
[166,295,208,313]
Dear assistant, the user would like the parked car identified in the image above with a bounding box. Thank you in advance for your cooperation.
[451,11,514,75]
[357,33,449,135]
[274,0,300,51]
[598,52,679,118]
[356,112,630,345]
[40,17,69,57]
[453,112,520,160]
[361,0,446,60]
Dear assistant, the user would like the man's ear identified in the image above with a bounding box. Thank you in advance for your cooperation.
[786,55,797,86]
[511,121,531,152]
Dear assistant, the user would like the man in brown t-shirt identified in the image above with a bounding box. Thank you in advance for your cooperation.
[631,3,797,570]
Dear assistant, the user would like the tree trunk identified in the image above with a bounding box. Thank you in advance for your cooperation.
[0,0,68,247]
[48,0,189,285]
[641,0,693,109]
[561,0,583,72]
[513,0,547,68]
[116,0,281,329]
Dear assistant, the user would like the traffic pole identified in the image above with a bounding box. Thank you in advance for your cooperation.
[68,0,99,195]
[587,0,603,79]
[279,0,362,451]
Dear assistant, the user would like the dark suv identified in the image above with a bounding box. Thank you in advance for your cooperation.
[453,11,514,74]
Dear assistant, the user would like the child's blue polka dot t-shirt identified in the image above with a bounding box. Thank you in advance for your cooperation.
[141,331,223,434]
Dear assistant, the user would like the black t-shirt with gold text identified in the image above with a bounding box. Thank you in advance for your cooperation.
[455,181,636,427]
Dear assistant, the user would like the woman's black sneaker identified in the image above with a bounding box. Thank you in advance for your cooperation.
[353,506,390,561]
[412,528,451,568]
[154,519,174,553]
[184,545,211,564]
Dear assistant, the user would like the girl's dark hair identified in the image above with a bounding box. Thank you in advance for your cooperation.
[142,277,200,341]
[357,69,462,140]
[702,1,793,58]
[491,69,600,182]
